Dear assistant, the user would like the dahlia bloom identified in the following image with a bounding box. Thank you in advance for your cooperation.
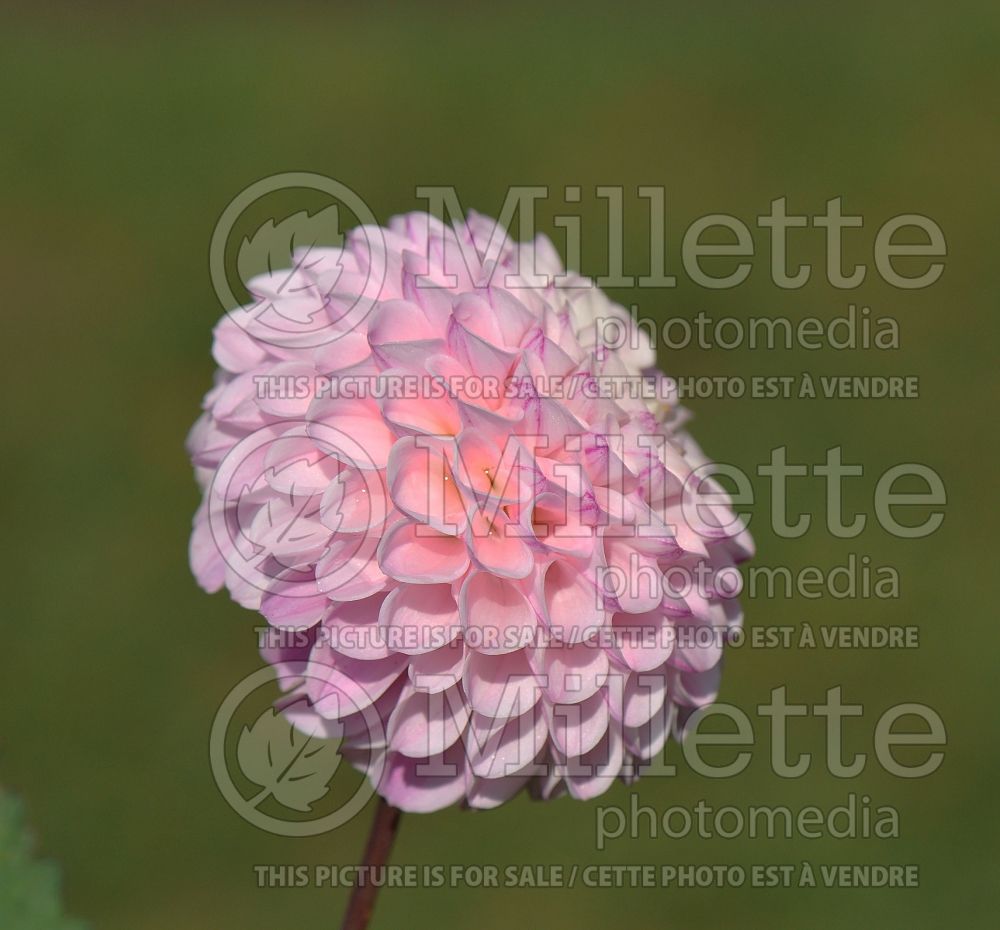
[188,210,752,812]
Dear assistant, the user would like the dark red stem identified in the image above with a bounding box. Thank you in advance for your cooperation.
[340,797,402,930]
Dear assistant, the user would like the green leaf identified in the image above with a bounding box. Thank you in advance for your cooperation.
[0,791,87,930]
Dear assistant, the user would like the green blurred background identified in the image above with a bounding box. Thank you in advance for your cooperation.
[2,2,997,927]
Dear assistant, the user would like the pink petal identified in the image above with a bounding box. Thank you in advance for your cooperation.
[460,572,537,655]
[603,537,663,614]
[408,639,466,693]
[307,396,396,469]
[466,512,534,580]
[323,594,390,660]
[212,315,269,373]
[387,684,470,759]
[255,361,318,418]
[531,640,609,705]
[305,647,407,716]
[463,649,541,718]
[260,575,328,629]
[367,299,445,368]
[623,699,675,760]
[669,665,722,708]
[612,609,674,672]
[387,437,467,533]
[189,503,225,592]
[530,491,595,559]
[319,467,389,535]
[563,725,624,801]
[378,520,470,584]
[379,584,461,656]
[264,434,342,496]
[380,376,461,436]
[315,532,386,600]
[377,743,468,813]
[466,707,545,778]
[447,314,517,383]
[542,559,608,643]
[608,670,668,729]
[464,772,531,809]
[545,690,610,759]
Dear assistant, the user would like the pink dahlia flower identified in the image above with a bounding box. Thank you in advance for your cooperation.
[188,210,753,812]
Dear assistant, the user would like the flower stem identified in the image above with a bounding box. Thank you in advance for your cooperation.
[340,796,402,930]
